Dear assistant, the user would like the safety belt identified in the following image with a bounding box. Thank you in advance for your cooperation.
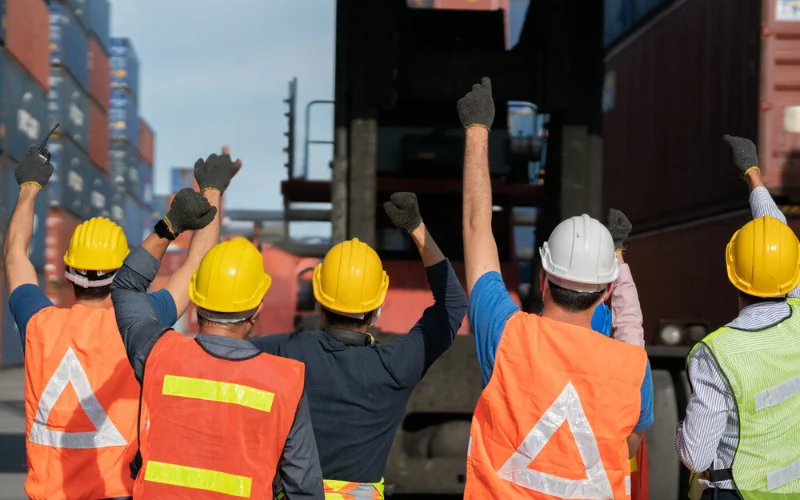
[324,327,377,347]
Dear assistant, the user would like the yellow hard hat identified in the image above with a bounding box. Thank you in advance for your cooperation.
[63,217,129,271]
[726,215,800,297]
[189,237,272,313]
[313,238,389,315]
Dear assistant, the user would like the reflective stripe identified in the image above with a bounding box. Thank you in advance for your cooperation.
[629,456,637,473]
[625,476,631,496]
[323,478,384,499]
[496,382,614,499]
[755,373,800,412]
[767,458,800,491]
[468,436,472,456]
[28,346,127,449]
[161,375,274,413]
[144,460,252,498]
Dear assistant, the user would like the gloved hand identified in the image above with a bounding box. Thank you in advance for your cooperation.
[383,192,422,233]
[15,146,54,188]
[194,146,242,194]
[607,209,632,250]
[722,135,759,177]
[164,188,218,235]
[457,77,495,131]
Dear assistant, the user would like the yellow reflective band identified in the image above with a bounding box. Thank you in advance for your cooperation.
[162,375,274,412]
[630,456,638,473]
[144,461,252,498]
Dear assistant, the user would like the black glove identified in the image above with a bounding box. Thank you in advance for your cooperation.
[457,77,495,131]
[164,188,218,235]
[722,135,759,177]
[16,146,54,188]
[607,209,631,250]
[384,192,422,233]
[194,147,242,194]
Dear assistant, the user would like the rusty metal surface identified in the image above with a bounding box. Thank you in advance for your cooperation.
[603,0,760,229]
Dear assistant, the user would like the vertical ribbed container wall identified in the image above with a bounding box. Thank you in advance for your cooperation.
[138,117,155,165]
[48,137,92,219]
[109,142,139,197]
[4,0,50,90]
[88,100,108,171]
[602,0,759,229]
[88,36,109,112]
[137,161,153,206]
[50,2,90,91]
[122,195,143,245]
[109,89,139,146]
[4,157,47,270]
[86,0,110,53]
[45,207,81,284]
[83,161,110,218]
[109,38,139,98]
[4,53,48,162]
[170,167,196,192]
[49,67,89,152]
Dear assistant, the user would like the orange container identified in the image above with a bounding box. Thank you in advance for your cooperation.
[5,0,50,91]
[89,100,109,172]
[139,118,155,165]
[44,283,75,308]
[44,208,81,285]
[88,36,110,112]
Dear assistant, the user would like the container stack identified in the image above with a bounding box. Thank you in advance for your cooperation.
[109,37,152,246]
[0,0,51,366]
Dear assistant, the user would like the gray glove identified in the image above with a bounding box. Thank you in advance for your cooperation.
[164,188,218,234]
[722,135,759,177]
[607,209,631,250]
[16,146,54,188]
[457,77,495,131]
[194,147,242,194]
[384,192,422,233]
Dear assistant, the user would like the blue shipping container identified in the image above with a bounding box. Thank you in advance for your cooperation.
[150,194,168,217]
[108,186,125,227]
[49,68,89,152]
[4,54,47,162]
[123,195,143,245]
[67,0,89,32]
[85,164,111,219]
[49,137,91,219]
[109,38,139,98]
[109,141,139,195]
[0,0,6,43]
[4,161,47,271]
[138,160,153,206]
[170,167,194,193]
[109,89,139,146]
[50,2,90,91]
[87,0,110,53]
[604,0,666,46]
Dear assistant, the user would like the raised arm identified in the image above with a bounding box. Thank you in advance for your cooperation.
[276,393,325,499]
[458,77,500,295]
[607,209,645,347]
[112,189,217,380]
[4,146,54,294]
[163,148,242,316]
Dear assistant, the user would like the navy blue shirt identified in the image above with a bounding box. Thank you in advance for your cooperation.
[250,259,468,483]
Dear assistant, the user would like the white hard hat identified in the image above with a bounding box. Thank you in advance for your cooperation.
[539,214,619,293]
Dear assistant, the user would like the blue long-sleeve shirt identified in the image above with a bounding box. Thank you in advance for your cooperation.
[469,271,654,431]
[250,258,468,483]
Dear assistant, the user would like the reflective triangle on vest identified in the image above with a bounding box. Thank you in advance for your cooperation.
[28,346,127,449]
[496,381,615,499]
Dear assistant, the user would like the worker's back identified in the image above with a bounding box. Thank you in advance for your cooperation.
[24,304,138,500]
[262,329,420,483]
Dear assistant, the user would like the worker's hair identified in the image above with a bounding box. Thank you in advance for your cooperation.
[71,283,111,301]
[548,280,606,313]
[738,291,786,307]
[322,308,374,331]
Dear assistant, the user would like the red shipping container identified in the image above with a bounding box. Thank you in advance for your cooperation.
[89,100,109,172]
[88,36,110,113]
[5,0,49,91]
[45,283,75,308]
[139,118,155,165]
[44,208,81,285]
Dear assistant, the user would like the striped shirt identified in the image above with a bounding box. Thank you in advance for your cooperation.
[675,187,800,489]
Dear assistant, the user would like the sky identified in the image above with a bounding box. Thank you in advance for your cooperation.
[110,0,336,213]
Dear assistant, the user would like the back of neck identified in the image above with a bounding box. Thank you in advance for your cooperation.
[75,297,112,309]
[541,306,593,331]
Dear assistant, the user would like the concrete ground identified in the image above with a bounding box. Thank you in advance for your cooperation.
[0,367,26,500]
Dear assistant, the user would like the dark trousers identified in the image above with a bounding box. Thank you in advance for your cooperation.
[700,489,741,500]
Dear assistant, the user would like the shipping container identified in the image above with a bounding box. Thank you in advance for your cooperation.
[150,194,168,217]
[109,38,139,98]
[88,99,108,171]
[108,185,125,228]
[109,141,138,196]
[45,206,81,284]
[48,136,92,218]
[50,2,89,91]
[66,0,88,31]
[4,53,48,162]
[44,282,75,308]
[138,160,153,206]
[4,158,47,270]
[4,0,50,91]
[86,0,110,53]
[123,194,143,245]
[49,67,89,151]
[159,249,188,276]
[88,35,109,111]
[604,0,669,46]
[623,209,752,344]
[138,117,155,165]
[170,167,197,193]
[109,89,139,146]
[84,163,110,219]
[603,0,758,229]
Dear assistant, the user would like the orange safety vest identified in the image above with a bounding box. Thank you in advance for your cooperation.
[464,312,647,499]
[24,305,139,500]
[134,330,305,499]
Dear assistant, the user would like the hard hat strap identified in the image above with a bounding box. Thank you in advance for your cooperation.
[546,272,609,293]
[64,267,117,288]
[196,306,257,324]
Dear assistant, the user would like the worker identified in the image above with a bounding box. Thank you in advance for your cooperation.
[676,135,800,500]
[4,144,236,500]
[250,191,468,498]
[457,77,653,498]
[110,188,324,499]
